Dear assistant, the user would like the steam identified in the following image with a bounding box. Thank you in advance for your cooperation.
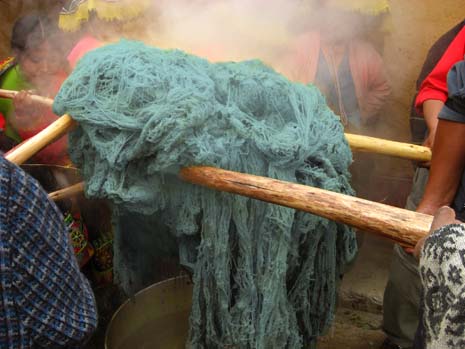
[131,0,312,65]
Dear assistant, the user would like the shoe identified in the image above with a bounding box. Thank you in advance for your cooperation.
[380,338,412,349]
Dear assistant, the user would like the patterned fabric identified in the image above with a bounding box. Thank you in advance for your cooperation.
[0,156,97,348]
[0,58,16,77]
[59,0,149,32]
[64,212,94,268]
[419,223,465,349]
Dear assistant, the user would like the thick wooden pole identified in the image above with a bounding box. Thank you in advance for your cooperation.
[180,166,432,246]
[5,114,77,165]
[345,133,431,162]
[53,167,433,246]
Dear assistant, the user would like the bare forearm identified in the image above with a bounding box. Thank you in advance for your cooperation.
[417,119,465,214]
[423,99,444,133]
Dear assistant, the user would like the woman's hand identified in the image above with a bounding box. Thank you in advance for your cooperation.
[13,90,36,112]
[418,128,436,168]
[12,90,47,130]
[413,206,462,259]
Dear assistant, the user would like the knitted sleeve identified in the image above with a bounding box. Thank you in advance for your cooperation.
[419,223,465,349]
[5,159,97,347]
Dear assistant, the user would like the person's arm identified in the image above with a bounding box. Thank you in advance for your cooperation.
[416,118,465,215]
[421,99,444,149]
[5,159,97,347]
[417,60,465,215]
[415,26,465,146]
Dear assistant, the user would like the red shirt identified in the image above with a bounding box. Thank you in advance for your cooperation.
[0,112,5,131]
[415,26,465,113]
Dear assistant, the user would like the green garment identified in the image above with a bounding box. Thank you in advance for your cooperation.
[0,66,31,142]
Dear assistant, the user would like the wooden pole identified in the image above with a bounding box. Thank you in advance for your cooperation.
[48,182,85,201]
[0,89,54,108]
[0,90,433,163]
[345,133,431,163]
[47,167,432,246]
[5,114,77,165]
[180,166,432,246]
[4,112,433,166]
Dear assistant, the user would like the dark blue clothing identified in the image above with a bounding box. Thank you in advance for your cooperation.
[438,59,465,221]
[0,156,97,348]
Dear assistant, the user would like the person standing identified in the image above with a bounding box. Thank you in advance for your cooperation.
[382,20,465,349]
[0,154,97,348]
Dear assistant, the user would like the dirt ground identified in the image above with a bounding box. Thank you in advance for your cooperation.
[319,307,384,349]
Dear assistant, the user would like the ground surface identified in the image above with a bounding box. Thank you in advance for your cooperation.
[319,307,384,349]
[340,234,392,313]
[85,233,393,348]
[318,234,391,349]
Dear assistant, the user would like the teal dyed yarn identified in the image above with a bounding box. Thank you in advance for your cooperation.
[54,40,357,348]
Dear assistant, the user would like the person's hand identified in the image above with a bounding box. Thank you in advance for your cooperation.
[418,129,437,168]
[12,90,36,112]
[413,206,461,259]
[12,90,47,130]
[422,128,436,149]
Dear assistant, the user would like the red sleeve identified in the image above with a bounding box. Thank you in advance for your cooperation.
[0,112,5,131]
[415,26,465,114]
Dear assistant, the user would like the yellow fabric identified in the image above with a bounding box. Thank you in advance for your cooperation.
[324,0,390,15]
[59,0,149,32]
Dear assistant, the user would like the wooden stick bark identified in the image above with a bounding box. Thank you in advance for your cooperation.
[47,167,432,246]
[345,133,431,162]
[5,114,77,165]
[48,182,84,201]
[180,166,432,246]
[0,89,54,108]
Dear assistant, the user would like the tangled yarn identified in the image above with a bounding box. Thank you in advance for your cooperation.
[54,40,357,348]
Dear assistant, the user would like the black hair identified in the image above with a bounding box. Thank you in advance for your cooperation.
[11,14,47,53]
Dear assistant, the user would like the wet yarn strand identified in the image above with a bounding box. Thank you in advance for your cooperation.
[53,40,357,348]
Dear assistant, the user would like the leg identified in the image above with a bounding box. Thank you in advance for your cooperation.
[381,167,429,348]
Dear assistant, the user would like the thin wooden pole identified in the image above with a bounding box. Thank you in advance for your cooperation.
[5,114,77,165]
[4,112,433,166]
[0,89,54,107]
[0,89,432,164]
[48,182,85,201]
[345,133,431,163]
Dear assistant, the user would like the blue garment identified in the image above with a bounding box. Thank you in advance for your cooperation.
[438,60,465,221]
[0,156,97,348]
[314,50,361,128]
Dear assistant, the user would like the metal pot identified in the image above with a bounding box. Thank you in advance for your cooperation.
[105,276,193,349]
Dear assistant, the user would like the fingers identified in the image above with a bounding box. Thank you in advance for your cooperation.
[430,206,457,233]
[414,206,460,260]
[13,90,34,109]
[413,236,426,259]
[417,161,431,169]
